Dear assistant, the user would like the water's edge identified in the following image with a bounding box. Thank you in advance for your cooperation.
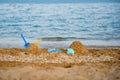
[0,39,120,48]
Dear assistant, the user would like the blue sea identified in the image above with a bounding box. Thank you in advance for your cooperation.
[0,3,120,48]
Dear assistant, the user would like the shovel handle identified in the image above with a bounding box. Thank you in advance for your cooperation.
[21,34,27,44]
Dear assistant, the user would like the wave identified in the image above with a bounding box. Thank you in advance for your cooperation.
[41,37,120,41]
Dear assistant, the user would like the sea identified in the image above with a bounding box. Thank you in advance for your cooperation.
[0,3,120,48]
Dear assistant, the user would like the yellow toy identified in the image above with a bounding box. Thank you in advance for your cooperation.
[34,38,42,47]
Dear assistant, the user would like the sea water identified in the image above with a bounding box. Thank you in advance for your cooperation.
[0,3,120,48]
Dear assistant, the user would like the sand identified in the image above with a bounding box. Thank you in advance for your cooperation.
[70,41,89,54]
[0,41,120,80]
[0,62,119,80]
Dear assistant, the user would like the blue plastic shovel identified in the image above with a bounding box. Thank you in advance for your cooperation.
[20,34,30,48]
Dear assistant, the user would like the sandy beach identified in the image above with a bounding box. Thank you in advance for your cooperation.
[0,41,120,80]
[0,1,120,80]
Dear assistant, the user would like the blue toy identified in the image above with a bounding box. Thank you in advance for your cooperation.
[48,48,56,53]
[66,48,75,54]
[20,34,30,48]
[55,49,61,52]
[48,48,61,53]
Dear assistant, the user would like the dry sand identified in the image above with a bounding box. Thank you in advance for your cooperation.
[0,41,120,80]
[0,62,119,80]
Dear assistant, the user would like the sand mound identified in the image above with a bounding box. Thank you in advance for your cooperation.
[26,43,40,55]
[69,41,89,54]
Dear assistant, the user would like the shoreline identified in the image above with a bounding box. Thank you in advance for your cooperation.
[0,40,120,48]
[0,46,120,49]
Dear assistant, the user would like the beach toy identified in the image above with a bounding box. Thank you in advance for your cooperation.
[55,49,61,52]
[48,48,61,53]
[66,48,75,54]
[34,38,42,47]
[48,48,56,53]
[20,34,30,48]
